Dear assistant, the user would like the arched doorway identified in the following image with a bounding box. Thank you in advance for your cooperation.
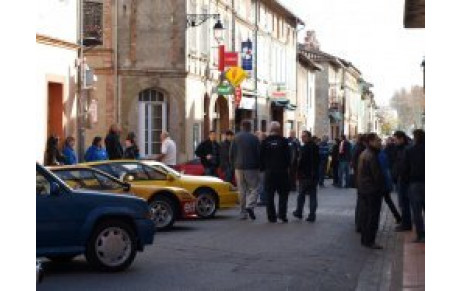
[212,95,229,141]
[203,93,210,139]
[270,102,284,134]
[138,88,167,157]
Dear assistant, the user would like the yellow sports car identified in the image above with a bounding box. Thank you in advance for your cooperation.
[48,165,197,230]
[83,160,239,218]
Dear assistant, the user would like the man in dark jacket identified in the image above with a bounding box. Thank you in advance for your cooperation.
[293,131,320,222]
[230,122,260,220]
[287,130,301,191]
[357,133,385,249]
[331,138,340,187]
[105,124,124,160]
[318,135,330,187]
[338,134,352,188]
[260,121,290,223]
[351,134,367,232]
[219,130,234,183]
[403,129,425,243]
[195,131,220,177]
[392,131,412,232]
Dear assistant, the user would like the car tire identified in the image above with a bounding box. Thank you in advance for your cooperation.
[195,190,217,218]
[85,219,137,272]
[149,195,177,230]
[46,255,76,263]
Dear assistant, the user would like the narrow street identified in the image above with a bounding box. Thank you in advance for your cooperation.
[39,181,403,291]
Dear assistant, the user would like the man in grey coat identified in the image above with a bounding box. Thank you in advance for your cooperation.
[230,121,260,220]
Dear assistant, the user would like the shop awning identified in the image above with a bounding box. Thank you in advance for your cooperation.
[271,98,290,107]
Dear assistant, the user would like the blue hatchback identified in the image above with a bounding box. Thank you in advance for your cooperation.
[36,163,155,272]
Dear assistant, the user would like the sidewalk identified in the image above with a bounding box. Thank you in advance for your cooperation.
[402,231,425,290]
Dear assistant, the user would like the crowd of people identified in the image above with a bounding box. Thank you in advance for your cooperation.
[43,124,177,166]
[195,121,425,249]
[44,121,425,250]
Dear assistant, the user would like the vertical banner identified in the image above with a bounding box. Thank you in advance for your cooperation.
[218,45,225,71]
[235,86,242,108]
[241,39,253,71]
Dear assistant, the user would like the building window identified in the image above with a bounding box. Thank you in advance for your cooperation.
[200,6,209,55]
[83,1,104,45]
[138,89,167,157]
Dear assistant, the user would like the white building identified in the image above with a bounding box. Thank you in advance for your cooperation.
[36,0,79,163]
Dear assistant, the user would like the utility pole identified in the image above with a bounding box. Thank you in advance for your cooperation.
[253,0,258,131]
[77,0,85,160]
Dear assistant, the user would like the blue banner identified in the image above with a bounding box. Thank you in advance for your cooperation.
[241,40,253,71]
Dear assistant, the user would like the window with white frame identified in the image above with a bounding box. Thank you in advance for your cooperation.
[138,89,167,157]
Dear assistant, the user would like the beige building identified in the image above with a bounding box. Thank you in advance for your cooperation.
[36,0,79,163]
[84,0,302,162]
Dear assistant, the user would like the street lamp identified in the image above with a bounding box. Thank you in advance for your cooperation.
[213,19,225,44]
[421,57,425,93]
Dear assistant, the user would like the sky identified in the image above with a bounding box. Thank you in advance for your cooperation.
[279,0,425,106]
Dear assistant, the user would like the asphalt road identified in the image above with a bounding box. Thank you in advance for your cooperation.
[38,180,401,291]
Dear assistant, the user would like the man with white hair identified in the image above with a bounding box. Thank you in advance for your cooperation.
[157,131,177,166]
[260,121,291,223]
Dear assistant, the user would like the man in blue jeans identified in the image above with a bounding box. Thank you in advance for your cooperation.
[403,129,425,243]
[318,135,330,187]
[338,135,352,188]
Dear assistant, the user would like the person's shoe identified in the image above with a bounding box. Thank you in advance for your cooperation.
[267,216,277,223]
[364,243,383,250]
[278,217,288,223]
[395,225,412,232]
[306,214,316,222]
[239,213,248,220]
[246,208,256,220]
[257,201,267,207]
[292,211,303,219]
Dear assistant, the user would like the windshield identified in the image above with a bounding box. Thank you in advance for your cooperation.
[155,164,181,177]
[53,169,124,191]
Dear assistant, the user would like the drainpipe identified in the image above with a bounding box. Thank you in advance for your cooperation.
[253,0,258,131]
[115,0,120,124]
[77,0,85,160]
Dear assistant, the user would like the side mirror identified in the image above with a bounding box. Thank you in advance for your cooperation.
[50,182,61,196]
[122,183,131,192]
[120,173,135,183]
[166,173,175,181]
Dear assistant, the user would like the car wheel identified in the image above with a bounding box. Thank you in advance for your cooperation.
[85,220,137,272]
[149,195,177,230]
[195,191,217,218]
[46,255,76,263]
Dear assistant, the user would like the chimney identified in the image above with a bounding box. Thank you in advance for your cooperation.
[304,30,320,51]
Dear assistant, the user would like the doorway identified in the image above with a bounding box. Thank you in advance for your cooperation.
[47,82,64,140]
[212,95,229,141]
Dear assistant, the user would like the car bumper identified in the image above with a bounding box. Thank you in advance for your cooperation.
[180,200,198,219]
[135,218,155,250]
[219,190,239,208]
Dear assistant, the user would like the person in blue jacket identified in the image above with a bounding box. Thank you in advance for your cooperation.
[378,147,402,224]
[62,136,77,165]
[84,136,108,162]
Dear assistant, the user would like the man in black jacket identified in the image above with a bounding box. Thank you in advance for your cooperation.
[260,121,290,223]
[357,133,385,249]
[351,134,367,232]
[392,131,412,232]
[404,129,425,243]
[105,124,123,160]
[219,130,234,183]
[293,131,320,222]
[195,131,220,177]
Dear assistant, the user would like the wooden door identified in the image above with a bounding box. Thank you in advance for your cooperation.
[47,82,64,140]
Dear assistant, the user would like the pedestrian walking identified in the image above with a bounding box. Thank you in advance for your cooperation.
[287,130,301,191]
[157,131,177,167]
[62,136,77,165]
[403,129,425,243]
[123,132,140,160]
[392,131,412,232]
[331,138,340,187]
[84,136,109,162]
[44,135,65,166]
[318,135,330,187]
[378,145,402,224]
[230,121,260,220]
[338,135,352,188]
[293,130,320,222]
[256,131,267,206]
[351,134,367,232]
[195,131,220,176]
[357,133,385,249]
[105,124,123,160]
[219,130,234,183]
[260,121,290,223]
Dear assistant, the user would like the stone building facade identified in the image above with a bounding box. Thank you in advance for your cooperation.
[84,0,302,162]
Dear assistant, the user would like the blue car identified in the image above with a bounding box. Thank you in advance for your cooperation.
[36,163,155,272]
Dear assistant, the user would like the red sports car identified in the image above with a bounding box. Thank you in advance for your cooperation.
[175,159,237,185]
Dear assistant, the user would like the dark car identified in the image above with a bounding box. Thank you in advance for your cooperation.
[36,163,155,272]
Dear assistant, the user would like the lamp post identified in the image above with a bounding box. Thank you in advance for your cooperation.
[421,57,425,128]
